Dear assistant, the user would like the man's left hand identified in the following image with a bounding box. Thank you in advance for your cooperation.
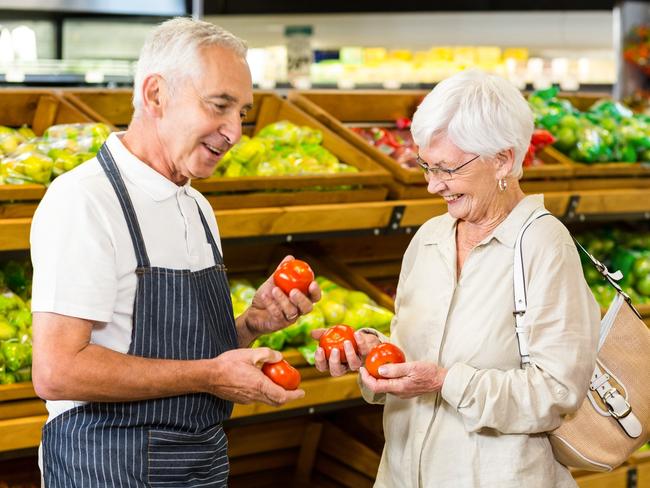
[244,255,321,336]
[358,361,447,399]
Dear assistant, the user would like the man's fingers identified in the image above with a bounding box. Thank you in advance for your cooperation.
[251,347,283,366]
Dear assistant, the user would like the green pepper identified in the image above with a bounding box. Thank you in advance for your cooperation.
[0,372,16,384]
[7,309,31,330]
[14,366,31,383]
[0,319,16,341]
[1,339,30,372]
[297,341,318,366]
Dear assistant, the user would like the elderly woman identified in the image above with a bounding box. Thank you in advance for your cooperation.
[313,69,600,487]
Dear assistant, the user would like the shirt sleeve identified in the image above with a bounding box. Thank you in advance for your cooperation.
[30,178,118,323]
[440,235,601,434]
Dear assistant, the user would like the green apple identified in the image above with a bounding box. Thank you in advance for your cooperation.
[320,299,346,325]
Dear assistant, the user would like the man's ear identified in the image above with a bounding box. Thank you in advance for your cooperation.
[140,74,166,118]
[495,148,515,179]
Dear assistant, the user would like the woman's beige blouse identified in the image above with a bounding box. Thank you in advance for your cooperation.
[363,195,600,488]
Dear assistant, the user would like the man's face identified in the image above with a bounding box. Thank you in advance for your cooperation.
[159,44,253,180]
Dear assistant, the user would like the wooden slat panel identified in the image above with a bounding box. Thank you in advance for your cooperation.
[226,418,308,457]
[206,187,388,210]
[0,415,47,452]
[294,422,323,484]
[574,466,629,488]
[0,383,36,403]
[0,399,46,420]
[215,202,395,238]
[314,455,374,488]
[229,468,294,488]
[319,422,381,479]
[575,189,650,214]
[229,448,297,476]
[231,374,362,419]
[0,203,39,219]
[0,184,46,202]
[570,177,650,191]
[0,218,31,250]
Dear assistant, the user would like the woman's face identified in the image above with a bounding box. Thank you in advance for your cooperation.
[420,133,506,224]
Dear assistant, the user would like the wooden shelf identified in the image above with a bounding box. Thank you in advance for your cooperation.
[3,189,650,250]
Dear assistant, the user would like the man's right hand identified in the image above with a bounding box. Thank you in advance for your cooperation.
[206,347,305,407]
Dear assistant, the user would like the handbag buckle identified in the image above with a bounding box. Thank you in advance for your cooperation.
[603,388,632,419]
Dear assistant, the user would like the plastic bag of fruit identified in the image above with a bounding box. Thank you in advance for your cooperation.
[43,123,111,154]
[0,143,53,185]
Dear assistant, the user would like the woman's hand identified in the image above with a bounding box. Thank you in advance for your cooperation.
[358,361,447,399]
[311,329,381,377]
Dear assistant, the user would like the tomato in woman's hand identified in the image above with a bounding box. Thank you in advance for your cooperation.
[273,259,314,295]
[319,324,358,363]
[262,359,301,390]
[365,343,406,379]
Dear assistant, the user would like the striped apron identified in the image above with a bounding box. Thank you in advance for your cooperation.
[42,144,238,487]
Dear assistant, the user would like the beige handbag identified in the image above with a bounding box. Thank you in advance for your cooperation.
[514,210,650,471]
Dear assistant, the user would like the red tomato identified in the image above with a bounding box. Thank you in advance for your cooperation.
[273,259,314,295]
[262,359,301,390]
[365,343,405,379]
[319,324,358,363]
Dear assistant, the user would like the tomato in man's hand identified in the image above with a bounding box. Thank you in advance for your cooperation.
[262,359,301,390]
[273,259,314,295]
[365,343,406,379]
[319,324,358,363]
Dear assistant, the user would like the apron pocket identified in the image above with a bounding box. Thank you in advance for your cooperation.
[147,424,228,487]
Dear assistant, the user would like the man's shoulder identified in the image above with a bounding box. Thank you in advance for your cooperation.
[42,157,112,203]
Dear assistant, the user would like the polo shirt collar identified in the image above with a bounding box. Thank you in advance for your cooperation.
[105,132,191,202]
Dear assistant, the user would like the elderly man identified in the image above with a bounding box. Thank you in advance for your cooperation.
[30,18,318,486]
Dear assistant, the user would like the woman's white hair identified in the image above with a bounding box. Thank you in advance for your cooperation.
[411,69,533,179]
[132,17,247,113]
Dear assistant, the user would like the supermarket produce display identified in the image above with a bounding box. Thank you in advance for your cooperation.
[0,123,111,185]
[230,276,394,364]
[530,87,650,164]
[215,120,358,178]
[0,260,32,385]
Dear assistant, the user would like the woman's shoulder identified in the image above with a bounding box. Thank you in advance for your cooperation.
[521,211,575,257]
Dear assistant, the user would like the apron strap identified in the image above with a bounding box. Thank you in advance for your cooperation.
[97,144,151,268]
[195,202,225,266]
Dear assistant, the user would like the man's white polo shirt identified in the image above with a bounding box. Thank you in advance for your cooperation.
[30,132,223,421]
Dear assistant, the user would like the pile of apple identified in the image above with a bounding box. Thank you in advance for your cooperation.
[214,120,358,178]
[0,260,33,385]
[0,123,111,185]
[230,275,394,363]
[576,227,650,308]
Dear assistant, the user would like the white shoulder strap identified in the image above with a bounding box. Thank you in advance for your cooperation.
[513,215,643,437]
[512,209,552,367]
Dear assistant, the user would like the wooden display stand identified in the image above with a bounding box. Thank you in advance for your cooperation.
[63,89,391,208]
[289,90,573,199]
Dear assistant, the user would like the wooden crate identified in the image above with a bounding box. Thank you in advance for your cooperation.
[289,90,573,199]
[64,89,391,207]
[0,89,108,228]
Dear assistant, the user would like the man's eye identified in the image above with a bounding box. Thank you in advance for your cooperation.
[240,112,248,120]
[212,103,228,112]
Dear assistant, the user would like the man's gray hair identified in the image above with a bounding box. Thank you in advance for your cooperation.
[411,69,534,179]
[133,17,248,112]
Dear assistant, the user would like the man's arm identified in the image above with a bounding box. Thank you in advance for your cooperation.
[32,312,304,406]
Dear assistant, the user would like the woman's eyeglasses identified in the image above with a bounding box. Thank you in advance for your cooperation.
[416,154,480,181]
